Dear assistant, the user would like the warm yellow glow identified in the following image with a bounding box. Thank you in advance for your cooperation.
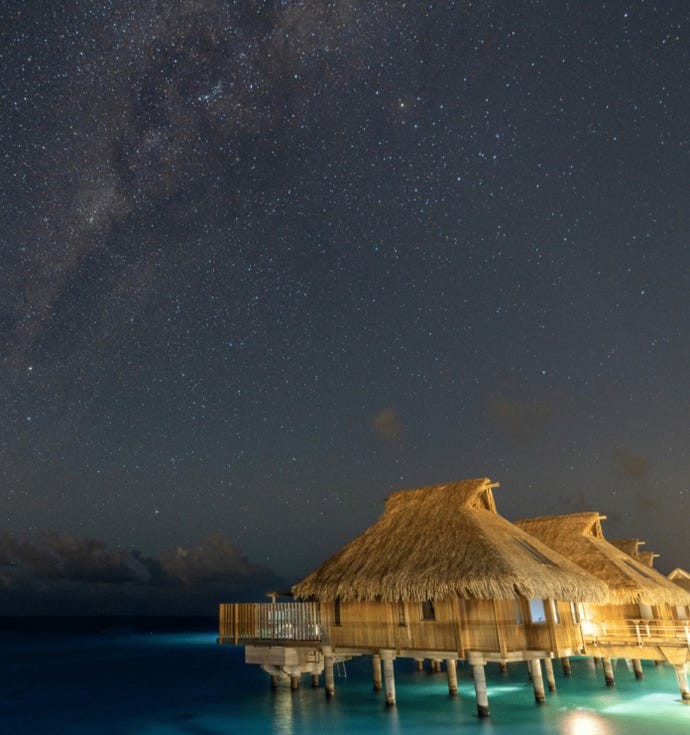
[561,709,614,735]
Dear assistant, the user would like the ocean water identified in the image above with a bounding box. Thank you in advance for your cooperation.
[2,618,689,734]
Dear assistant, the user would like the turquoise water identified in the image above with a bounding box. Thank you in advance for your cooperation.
[2,623,689,734]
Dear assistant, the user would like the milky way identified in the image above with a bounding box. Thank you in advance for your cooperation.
[1,2,689,604]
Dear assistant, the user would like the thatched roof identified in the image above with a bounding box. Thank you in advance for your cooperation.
[669,568,690,594]
[515,513,690,606]
[292,478,608,603]
[609,538,659,568]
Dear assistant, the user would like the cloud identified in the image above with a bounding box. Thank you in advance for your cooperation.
[372,406,405,442]
[487,395,552,443]
[611,448,650,483]
[0,532,282,615]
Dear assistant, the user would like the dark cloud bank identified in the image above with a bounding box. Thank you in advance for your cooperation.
[0,533,283,616]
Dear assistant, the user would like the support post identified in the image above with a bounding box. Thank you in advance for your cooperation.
[544,657,557,693]
[415,659,424,671]
[372,654,382,692]
[472,664,490,718]
[311,673,319,688]
[446,658,458,695]
[382,652,396,707]
[499,661,508,673]
[324,655,335,698]
[561,657,572,676]
[675,664,690,703]
[602,657,615,687]
[290,674,300,690]
[632,659,643,680]
[530,659,546,704]
[271,674,279,689]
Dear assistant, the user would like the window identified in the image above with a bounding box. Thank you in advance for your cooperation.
[398,601,407,626]
[570,601,581,624]
[334,598,341,626]
[528,598,546,623]
[550,599,560,624]
[513,538,556,565]
[514,598,523,625]
[676,605,688,619]
[422,599,436,621]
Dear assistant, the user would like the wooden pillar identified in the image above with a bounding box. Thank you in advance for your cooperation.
[592,656,600,665]
[544,657,557,693]
[472,664,490,718]
[561,657,572,676]
[290,674,300,690]
[529,659,546,704]
[446,658,458,695]
[675,664,690,703]
[432,659,442,672]
[499,661,508,673]
[632,659,643,680]
[311,673,320,688]
[415,659,424,671]
[271,674,279,689]
[382,653,396,707]
[372,654,382,692]
[324,655,335,697]
[602,657,615,687]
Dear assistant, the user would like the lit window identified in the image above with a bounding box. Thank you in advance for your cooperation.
[570,601,580,623]
[529,598,546,623]
[422,599,436,621]
[550,599,560,624]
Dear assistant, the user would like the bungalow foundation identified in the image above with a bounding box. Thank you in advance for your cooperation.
[219,479,690,715]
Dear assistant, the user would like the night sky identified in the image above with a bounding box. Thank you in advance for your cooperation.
[2,1,689,614]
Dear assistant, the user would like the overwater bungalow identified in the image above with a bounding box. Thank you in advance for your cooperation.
[219,478,608,716]
[670,568,690,602]
[515,513,690,700]
[610,538,659,569]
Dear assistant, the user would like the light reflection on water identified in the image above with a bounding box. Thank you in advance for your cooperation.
[560,709,614,735]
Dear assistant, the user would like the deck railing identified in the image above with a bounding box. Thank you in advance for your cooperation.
[219,602,322,644]
[581,618,690,648]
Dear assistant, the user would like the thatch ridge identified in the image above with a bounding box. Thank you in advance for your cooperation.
[516,514,690,606]
[292,478,608,603]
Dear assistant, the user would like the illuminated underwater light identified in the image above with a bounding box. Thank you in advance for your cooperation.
[561,709,615,735]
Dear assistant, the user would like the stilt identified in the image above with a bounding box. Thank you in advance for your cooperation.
[632,659,643,680]
[446,658,458,696]
[499,661,508,673]
[382,653,396,707]
[529,659,546,704]
[324,655,335,698]
[271,674,279,689]
[372,654,382,692]
[674,664,690,703]
[311,673,319,688]
[602,657,615,687]
[472,664,490,718]
[432,659,441,672]
[561,657,572,676]
[543,657,557,693]
[655,660,664,667]
[415,659,424,671]
[592,656,600,665]
[290,674,300,690]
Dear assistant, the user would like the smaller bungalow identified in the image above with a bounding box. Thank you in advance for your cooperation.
[516,513,690,701]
